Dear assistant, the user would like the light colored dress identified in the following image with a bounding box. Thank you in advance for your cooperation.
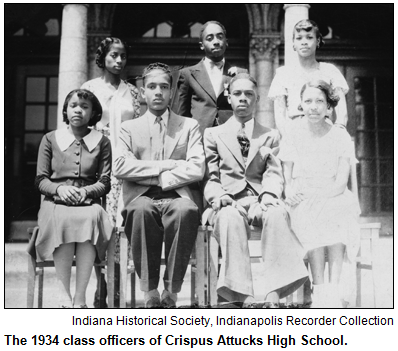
[268,62,349,121]
[279,119,360,262]
[81,78,140,226]
[30,129,113,262]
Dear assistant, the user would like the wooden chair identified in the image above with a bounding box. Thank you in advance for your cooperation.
[26,226,107,308]
[355,222,381,307]
[106,226,207,308]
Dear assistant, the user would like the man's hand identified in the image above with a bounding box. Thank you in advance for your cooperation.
[284,185,305,206]
[211,194,234,211]
[160,160,186,173]
[260,193,282,212]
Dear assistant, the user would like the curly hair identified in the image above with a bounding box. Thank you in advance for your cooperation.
[62,89,103,127]
[298,80,340,111]
[293,19,325,48]
[95,37,129,69]
[142,62,173,86]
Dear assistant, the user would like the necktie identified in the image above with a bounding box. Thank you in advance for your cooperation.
[237,123,250,162]
[153,116,165,160]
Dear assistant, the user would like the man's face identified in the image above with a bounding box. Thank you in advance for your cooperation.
[141,69,172,115]
[228,78,258,119]
[199,23,227,62]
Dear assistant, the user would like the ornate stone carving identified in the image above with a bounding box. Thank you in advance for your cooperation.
[250,33,281,61]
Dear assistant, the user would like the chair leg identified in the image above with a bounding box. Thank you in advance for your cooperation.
[27,255,37,308]
[119,230,128,308]
[208,230,219,306]
[107,230,116,308]
[195,229,206,306]
[129,268,135,308]
[38,268,44,308]
[99,266,107,308]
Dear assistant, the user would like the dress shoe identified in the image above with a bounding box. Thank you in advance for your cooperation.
[145,297,161,308]
[161,296,176,308]
[262,302,280,308]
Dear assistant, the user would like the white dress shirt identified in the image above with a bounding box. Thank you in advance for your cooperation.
[203,57,225,97]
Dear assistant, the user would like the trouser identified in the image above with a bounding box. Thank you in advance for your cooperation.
[122,196,199,293]
[213,196,308,302]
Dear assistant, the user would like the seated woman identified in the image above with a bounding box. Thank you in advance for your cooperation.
[279,80,360,308]
[29,89,113,308]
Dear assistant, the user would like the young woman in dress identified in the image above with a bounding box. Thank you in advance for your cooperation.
[268,19,349,138]
[279,80,360,308]
[81,37,140,226]
[32,89,113,308]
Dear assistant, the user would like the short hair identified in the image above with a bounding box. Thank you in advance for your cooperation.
[95,37,129,69]
[299,79,340,110]
[293,19,325,48]
[142,62,173,87]
[199,21,227,42]
[229,73,258,92]
[62,89,103,127]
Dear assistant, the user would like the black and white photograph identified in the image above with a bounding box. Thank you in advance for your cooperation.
[4,3,393,311]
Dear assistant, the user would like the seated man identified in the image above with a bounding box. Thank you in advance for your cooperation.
[203,73,308,307]
[113,63,205,308]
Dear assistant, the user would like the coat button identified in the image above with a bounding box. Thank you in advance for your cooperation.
[76,142,81,146]
[75,152,80,156]
[74,171,78,175]
[75,161,80,165]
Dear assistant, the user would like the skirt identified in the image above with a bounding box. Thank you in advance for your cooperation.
[30,197,113,262]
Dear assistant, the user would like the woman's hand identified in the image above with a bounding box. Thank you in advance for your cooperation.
[77,188,88,204]
[284,186,305,207]
[57,185,82,205]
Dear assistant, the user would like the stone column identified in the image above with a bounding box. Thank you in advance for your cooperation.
[57,4,89,127]
[250,33,281,128]
[283,4,310,67]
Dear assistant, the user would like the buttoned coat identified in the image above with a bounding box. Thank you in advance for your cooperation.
[113,110,205,210]
[203,117,283,205]
[173,59,247,134]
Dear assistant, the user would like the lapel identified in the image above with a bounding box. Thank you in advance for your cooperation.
[164,110,184,159]
[218,118,245,169]
[190,60,217,102]
[245,120,270,167]
[134,111,151,150]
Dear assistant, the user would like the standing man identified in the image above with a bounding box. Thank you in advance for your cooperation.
[173,21,247,134]
[203,73,308,307]
[113,63,205,308]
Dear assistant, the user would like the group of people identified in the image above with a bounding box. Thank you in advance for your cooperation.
[29,19,360,309]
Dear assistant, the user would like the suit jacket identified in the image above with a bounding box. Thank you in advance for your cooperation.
[203,117,283,205]
[113,110,205,209]
[173,59,247,134]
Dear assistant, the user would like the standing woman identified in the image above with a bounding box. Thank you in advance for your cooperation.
[268,19,349,138]
[81,37,140,226]
[279,80,360,308]
[30,89,113,308]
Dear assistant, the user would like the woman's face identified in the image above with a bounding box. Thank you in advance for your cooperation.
[293,28,319,58]
[104,42,127,75]
[301,87,328,123]
[66,93,93,128]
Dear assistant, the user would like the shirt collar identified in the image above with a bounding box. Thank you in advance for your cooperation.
[55,128,103,152]
[204,57,225,70]
[147,109,169,127]
[230,116,254,137]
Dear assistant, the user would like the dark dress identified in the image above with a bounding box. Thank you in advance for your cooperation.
[29,128,113,262]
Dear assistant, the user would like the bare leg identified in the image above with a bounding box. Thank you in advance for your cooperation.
[73,241,96,307]
[307,247,326,307]
[308,247,326,284]
[53,243,75,307]
[327,243,345,284]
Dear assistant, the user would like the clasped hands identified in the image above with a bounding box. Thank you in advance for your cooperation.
[211,193,281,213]
[56,185,88,206]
